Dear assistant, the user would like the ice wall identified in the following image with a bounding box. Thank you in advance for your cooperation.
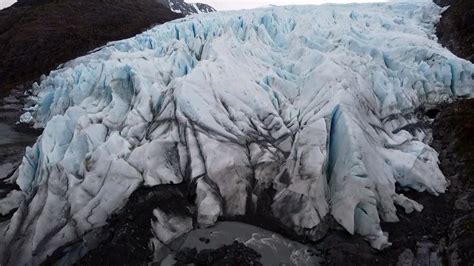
[2,2,473,265]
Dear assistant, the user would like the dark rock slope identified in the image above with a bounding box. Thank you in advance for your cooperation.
[436,4,474,263]
[0,0,183,94]
[434,0,455,7]
[436,0,474,62]
[432,99,474,266]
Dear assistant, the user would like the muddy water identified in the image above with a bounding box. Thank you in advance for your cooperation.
[0,89,40,179]
[0,92,38,221]
[0,123,35,146]
[161,221,321,266]
[0,122,37,180]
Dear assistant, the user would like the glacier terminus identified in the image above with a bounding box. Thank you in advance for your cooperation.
[1,2,473,265]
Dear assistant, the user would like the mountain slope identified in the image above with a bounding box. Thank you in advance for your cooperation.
[436,0,474,62]
[1,2,473,265]
[0,0,182,94]
[158,0,216,15]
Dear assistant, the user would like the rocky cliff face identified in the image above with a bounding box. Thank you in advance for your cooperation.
[0,0,183,94]
[431,99,474,266]
[436,0,474,62]
[428,1,474,264]
[434,0,454,7]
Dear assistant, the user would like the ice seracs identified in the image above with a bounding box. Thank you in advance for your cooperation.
[1,2,474,265]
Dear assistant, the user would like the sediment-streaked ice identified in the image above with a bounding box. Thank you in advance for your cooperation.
[2,2,474,265]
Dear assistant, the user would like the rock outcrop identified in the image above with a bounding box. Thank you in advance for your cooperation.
[436,0,474,62]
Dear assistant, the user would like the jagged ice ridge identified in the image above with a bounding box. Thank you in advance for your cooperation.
[2,2,474,265]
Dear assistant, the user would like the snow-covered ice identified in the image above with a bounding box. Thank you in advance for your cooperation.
[1,2,473,265]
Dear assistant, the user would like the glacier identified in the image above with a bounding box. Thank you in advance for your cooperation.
[2,2,474,265]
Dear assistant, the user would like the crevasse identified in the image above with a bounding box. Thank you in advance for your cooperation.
[2,2,474,265]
